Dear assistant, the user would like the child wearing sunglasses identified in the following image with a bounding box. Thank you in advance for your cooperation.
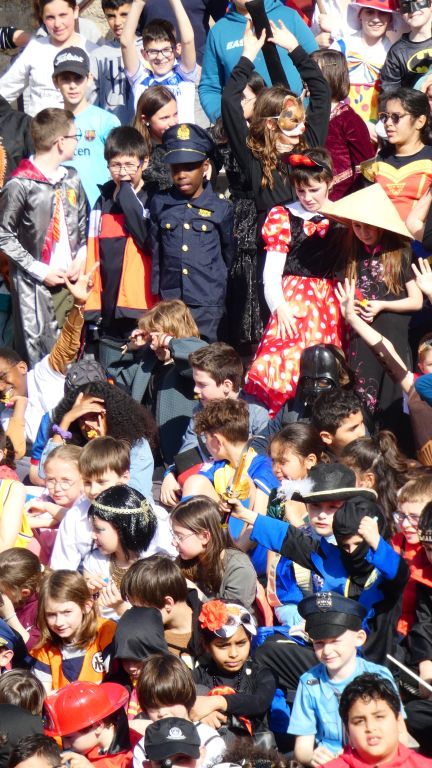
[190,600,277,743]
[244,148,344,416]
[361,88,432,228]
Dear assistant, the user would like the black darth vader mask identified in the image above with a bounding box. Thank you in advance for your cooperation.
[296,345,339,406]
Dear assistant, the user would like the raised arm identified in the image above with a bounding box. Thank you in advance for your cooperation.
[267,19,330,147]
[169,0,196,73]
[48,264,99,375]
[120,0,143,76]
[335,279,414,394]
[220,22,266,179]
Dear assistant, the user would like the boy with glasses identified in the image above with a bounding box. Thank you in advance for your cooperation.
[53,47,120,209]
[120,0,197,121]
[0,107,87,367]
[391,476,432,638]
[84,125,158,367]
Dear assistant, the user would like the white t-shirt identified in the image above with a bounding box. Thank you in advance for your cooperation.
[50,496,91,571]
[0,35,98,117]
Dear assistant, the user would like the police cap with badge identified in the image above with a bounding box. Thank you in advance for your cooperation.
[162,123,215,165]
[299,592,367,641]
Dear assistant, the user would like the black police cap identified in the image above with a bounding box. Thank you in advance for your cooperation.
[299,592,367,641]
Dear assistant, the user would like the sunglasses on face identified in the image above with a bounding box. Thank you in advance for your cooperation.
[378,111,409,125]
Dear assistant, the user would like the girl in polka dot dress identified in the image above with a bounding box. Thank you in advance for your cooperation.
[244,149,344,416]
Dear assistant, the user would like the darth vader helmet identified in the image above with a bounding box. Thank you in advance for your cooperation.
[296,344,340,406]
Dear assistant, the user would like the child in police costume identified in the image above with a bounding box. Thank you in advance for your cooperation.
[149,124,234,343]
[288,592,407,766]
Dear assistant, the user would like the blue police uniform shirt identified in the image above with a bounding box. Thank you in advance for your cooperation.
[150,182,234,309]
[64,104,120,209]
[288,657,402,753]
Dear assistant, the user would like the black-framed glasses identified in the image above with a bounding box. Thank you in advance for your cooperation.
[378,112,409,125]
[144,46,174,60]
[61,128,83,141]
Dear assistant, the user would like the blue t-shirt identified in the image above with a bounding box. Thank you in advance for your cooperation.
[64,104,120,208]
[288,657,402,753]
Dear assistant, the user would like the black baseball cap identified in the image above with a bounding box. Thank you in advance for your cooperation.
[53,46,90,77]
[145,718,201,761]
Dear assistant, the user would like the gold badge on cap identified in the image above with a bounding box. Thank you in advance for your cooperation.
[177,124,190,141]
[316,592,333,611]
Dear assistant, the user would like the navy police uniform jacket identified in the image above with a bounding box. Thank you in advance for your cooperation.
[149,182,234,307]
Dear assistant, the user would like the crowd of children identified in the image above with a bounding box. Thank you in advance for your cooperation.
[2,0,432,765]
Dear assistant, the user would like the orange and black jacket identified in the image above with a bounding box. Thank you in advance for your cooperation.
[85,180,158,334]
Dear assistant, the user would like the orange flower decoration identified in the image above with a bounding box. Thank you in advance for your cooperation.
[199,600,229,632]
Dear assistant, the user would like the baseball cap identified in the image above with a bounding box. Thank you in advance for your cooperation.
[144,718,201,761]
[53,47,90,78]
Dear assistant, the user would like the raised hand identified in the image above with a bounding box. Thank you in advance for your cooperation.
[64,262,99,306]
[412,257,432,301]
[268,19,299,52]
[242,19,266,62]
[335,278,356,323]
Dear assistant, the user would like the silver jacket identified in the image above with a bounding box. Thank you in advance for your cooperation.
[0,159,87,365]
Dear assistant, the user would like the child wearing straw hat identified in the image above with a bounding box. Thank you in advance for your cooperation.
[321,184,422,436]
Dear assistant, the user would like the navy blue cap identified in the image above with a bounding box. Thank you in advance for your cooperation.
[299,592,367,641]
[162,123,214,165]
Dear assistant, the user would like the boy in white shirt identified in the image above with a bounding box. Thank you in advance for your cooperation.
[120,0,197,122]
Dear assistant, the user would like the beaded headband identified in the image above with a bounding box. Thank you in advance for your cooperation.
[91,498,151,518]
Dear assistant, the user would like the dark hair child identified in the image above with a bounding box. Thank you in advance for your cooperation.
[192,600,277,743]
[244,148,344,415]
[311,50,374,201]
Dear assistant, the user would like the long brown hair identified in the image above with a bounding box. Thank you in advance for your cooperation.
[35,570,98,650]
[171,496,236,595]
[345,228,411,295]
[247,86,306,189]
[133,85,176,145]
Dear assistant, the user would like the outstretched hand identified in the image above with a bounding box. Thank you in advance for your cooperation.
[268,19,299,52]
[412,257,432,301]
[242,19,266,62]
[335,278,356,323]
[64,262,99,306]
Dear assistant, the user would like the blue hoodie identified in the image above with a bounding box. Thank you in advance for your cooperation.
[199,0,317,122]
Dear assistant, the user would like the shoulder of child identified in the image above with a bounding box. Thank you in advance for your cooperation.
[298,661,326,687]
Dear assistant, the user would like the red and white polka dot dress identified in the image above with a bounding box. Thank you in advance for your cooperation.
[244,205,343,416]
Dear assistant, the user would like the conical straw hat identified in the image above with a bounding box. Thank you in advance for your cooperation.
[320,184,413,239]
